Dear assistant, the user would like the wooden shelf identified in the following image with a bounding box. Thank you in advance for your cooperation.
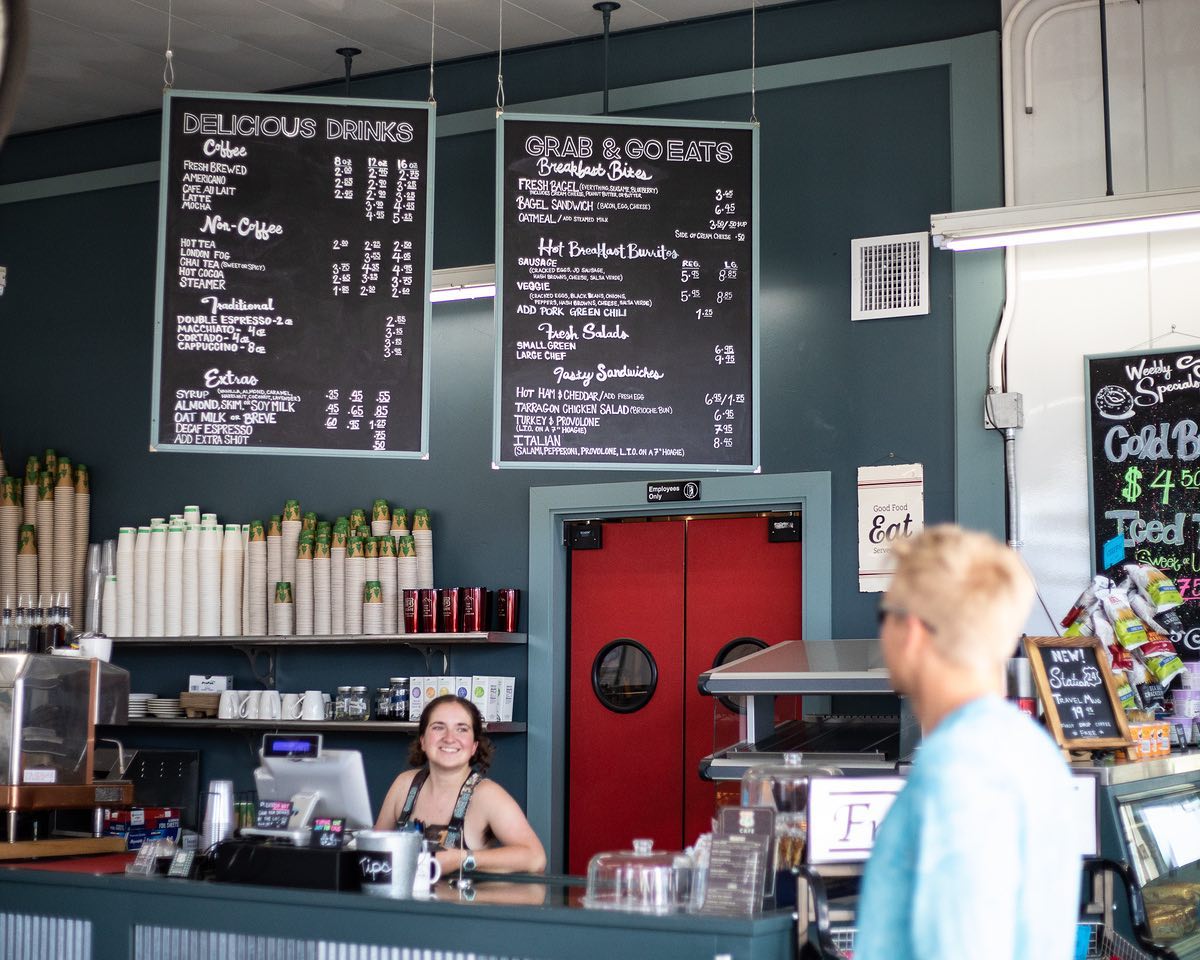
[109,718,526,734]
[110,631,525,647]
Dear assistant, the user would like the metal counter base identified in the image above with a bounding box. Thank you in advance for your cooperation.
[0,867,795,960]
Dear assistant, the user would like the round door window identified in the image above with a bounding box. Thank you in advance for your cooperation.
[592,639,658,714]
[713,636,768,713]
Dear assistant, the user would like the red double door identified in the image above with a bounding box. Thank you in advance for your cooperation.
[567,514,802,875]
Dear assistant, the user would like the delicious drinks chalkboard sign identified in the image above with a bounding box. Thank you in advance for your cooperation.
[493,114,759,471]
[152,91,434,457]
[1087,347,1200,654]
[1023,636,1131,750]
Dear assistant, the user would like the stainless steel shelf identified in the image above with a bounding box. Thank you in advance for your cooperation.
[110,631,525,647]
[698,639,891,694]
[111,718,526,734]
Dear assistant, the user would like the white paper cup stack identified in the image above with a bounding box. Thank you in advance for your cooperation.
[164,524,184,637]
[36,478,54,598]
[412,510,433,589]
[198,523,222,637]
[281,509,301,602]
[101,574,118,637]
[17,526,38,600]
[221,524,243,636]
[182,523,200,635]
[364,544,379,584]
[330,539,346,635]
[267,522,282,634]
[22,467,36,529]
[294,547,313,636]
[362,580,383,635]
[240,524,250,634]
[371,500,391,538]
[133,526,150,637]
[52,467,74,598]
[274,582,294,635]
[344,546,365,634]
[72,467,90,626]
[396,536,418,592]
[379,549,397,635]
[0,480,20,604]
[147,524,166,637]
[246,522,267,636]
[313,548,331,635]
[115,526,136,637]
[183,505,201,527]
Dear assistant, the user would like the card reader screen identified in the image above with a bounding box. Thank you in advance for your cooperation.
[262,734,322,758]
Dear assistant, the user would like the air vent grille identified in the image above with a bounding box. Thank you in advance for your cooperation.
[851,232,929,320]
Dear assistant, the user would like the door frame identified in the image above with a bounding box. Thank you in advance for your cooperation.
[527,471,831,871]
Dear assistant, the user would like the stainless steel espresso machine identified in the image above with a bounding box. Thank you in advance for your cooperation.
[0,652,133,845]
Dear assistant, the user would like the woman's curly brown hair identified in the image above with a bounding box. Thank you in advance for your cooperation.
[408,694,495,771]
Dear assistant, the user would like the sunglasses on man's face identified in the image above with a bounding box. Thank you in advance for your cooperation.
[877,605,936,633]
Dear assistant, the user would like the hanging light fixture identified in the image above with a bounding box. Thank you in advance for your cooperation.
[930,0,1200,252]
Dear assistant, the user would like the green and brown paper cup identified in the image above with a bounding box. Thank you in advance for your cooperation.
[0,478,18,507]
[349,508,366,529]
[331,529,347,550]
[315,540,330,560]
[363,580,383,603]
[391,509,407,532]
[372,499,389,522]
[346,536,364,559]
[25,457,39,486]
[297,539,314,560]
[268,516,282,537]
[18,524,37,554]
[283,500,301,522]
[55,458,72,487]
[38,471,54,500]
[249,520,265,542]
[397,535,416,557]
[379,536,396,558]
[74,464,89,494]
[364,537,379,559]
[43,449,57,477]
[302,511,317,533]
[413,508,431,531]
[274,581,294,604]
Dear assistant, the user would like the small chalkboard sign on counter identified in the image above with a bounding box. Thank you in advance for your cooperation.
[1023,636,1132,751]
[152,91,434,458]
[493,113,759,471]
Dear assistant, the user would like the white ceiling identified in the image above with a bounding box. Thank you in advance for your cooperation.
[17,0,775,135]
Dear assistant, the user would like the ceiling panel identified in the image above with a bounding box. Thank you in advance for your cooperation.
[11,0,783,137]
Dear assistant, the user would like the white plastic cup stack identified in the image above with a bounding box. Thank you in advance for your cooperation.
[133,525,151,637]
[115,526,136,637]
[198,523,222,637]
[101,574,118,637]
[246,523,267,636]
[294,544,314,636]
[313,546,331,635]
[220,524,243,636]
[331,533,346,635]
[147,524,167,637]
[164,524,184,637]
[182,523,200,636]
[267,521,282,634]
[52,468,74,598]
[344,543,365,634]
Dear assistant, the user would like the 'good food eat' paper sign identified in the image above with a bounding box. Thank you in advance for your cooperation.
[858,463,924,593]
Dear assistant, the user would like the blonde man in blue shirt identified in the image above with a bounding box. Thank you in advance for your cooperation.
[855,525,1083,960]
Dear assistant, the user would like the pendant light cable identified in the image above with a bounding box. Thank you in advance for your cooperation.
[163,0,175,90]
[749,0,758,123]
[428,0,436,103]
[496,0,506,112]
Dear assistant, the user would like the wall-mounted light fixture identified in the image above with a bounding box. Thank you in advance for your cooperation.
[430,264,496,302]
[930,186,1200,251]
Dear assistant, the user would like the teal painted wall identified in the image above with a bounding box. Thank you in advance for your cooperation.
[0,0,1000,816]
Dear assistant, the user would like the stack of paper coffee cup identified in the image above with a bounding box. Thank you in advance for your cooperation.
[240,523,250,632]
[412,509,434,589]
[221,523,243,636]
[364,536,380,585]
[363,580,384,634]
[266,516,282,634]
[371,500,390,538]
[390,507,409,545]
[294,538,314,636]
[0,437,5,479]
[115,526,136,636]
[73,466,90,627]
[274,581,294,635]
[314,538,331,634]
[198,523,222,637]
[22,457,37,528]
[36,471,54,598]
[246,521,267,636]
[52,459,74,599]
[147,523,166,637]
[396,535,418,592]
[101,574,118,637]
[182,522,200,635]
[379,535,398,634]
[165,523,184,637]
[281,501,301,610]
[330,525,347,635]
[133,526,150,637]
[344,536,365,634]
[17,525,37,600]
[0,478,20,605]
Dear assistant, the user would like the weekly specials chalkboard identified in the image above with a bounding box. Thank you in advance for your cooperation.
[1023,636,1131,750]
[493,114,759,471]
[1087,346,1200,654]
[151,91,434,458]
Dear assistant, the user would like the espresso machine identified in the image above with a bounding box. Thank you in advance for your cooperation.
[0,652,133,844]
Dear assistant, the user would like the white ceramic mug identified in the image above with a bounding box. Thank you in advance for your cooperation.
[412,849,443,897]
[218,690,239,720]
[259,690,282,721]
[241,690,262,720]
[282,693,304,720]
[301,690,325,721]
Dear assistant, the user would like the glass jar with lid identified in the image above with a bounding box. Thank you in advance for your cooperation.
[375,687,392,720]
[348,685,370,720]
[388,677,410,722]
[741,752,842,870]
[582,838,694,915]
[334,686,353,720]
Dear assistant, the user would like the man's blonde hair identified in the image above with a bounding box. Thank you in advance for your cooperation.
[887,524,1033,667]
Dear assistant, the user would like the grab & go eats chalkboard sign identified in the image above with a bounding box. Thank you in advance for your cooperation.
[1087,346,1200,654]
[493,114,759,471]
[1023,636,1132,751]
[151,91,434,458]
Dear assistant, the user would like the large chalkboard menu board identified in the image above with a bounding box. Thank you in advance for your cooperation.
[493,114,759,471]
[152,91,434,457]
[1087,346,1200,655]
[1023,636,1131,750]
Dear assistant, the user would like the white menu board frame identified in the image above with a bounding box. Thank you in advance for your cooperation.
[492,112,760,472]
[150,90,435,459]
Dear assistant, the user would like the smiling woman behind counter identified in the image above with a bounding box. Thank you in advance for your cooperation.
[375,694,546,875]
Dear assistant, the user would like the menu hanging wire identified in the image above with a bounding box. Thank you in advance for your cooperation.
[428,0,437,103]
[495,0,505,114]
[749,0,758,124]
[162,0,175,91]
